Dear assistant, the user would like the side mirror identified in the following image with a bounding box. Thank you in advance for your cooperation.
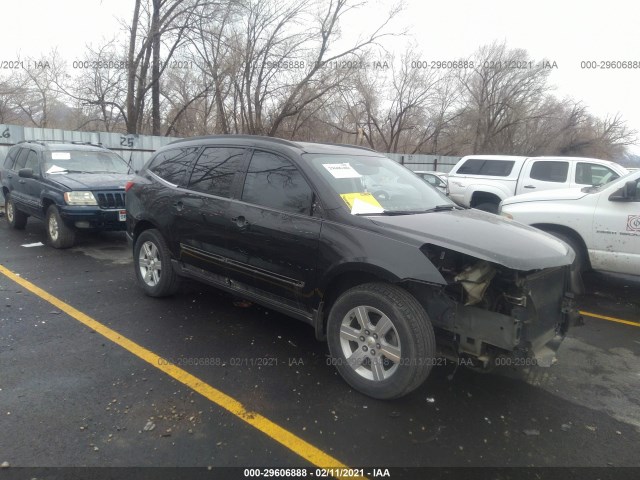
[609,180,637,202]
[18,168,35,179]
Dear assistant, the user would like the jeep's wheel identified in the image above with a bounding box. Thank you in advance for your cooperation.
[327,283,435,399]
[545,230,586,295]
[5,194,28,229]
[46,205,75,248]
[134,229,181,297]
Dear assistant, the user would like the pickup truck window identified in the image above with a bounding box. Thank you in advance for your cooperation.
[457,159,514,176]
[530,161,568,183]
[575,162,619,185]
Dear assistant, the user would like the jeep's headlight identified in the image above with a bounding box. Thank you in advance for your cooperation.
[64,191,98,205]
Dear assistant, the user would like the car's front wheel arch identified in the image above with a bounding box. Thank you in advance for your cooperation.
[326,282,435,399]
[533,224,590,294]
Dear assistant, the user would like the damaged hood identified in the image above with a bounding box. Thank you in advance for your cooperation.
[369,208,573,271]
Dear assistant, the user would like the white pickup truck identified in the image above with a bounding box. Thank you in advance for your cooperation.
[499,170,640,292]
[447,155,629,213]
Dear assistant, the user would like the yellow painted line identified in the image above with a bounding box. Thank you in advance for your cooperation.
[0,263,363,479]
[579,310,640,328]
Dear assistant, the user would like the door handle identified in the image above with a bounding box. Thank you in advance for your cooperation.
[524,185,536,189]
[18,180,26,184]
[231,216,250,228]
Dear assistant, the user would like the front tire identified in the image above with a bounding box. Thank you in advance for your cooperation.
[133,229,181,297]
[545,230,586,295]
[327,283,435,399]
[474,202,499,214]
[46,205,75,248]
[5,194,28,230]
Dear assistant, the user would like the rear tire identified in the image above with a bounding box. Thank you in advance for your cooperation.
[46,206,75,248]
[327,282,435,399]
[545,230,586,295]
[134,229,181,297]
[5,194,28,230]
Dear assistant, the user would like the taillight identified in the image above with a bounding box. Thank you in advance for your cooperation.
[124,181,134,192]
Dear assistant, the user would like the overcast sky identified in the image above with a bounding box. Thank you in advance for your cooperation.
[2,0,638,153]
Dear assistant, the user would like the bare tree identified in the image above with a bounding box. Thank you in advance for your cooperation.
[455,42,553,154]
[188,0,402,137]
[124,0,212,134]
[51,40,129,132]
[6,51,68,128]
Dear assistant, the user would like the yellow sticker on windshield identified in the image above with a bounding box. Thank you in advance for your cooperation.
[340,192,384,214]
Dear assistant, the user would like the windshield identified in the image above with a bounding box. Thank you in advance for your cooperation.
[44,150,131,175]
[307,153,455,214]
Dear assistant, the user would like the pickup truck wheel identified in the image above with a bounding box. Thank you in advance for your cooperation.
[546,231,586,295]
[46,205,75,248]
[134,229,181,297]
[327,283,435,399]
[474,202,499,214]
[5,194,28,230]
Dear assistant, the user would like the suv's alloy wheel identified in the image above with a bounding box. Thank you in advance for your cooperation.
[46,205,75,249]
[5,194,28,230]
[327,282,435,399]
[134,229,181,297]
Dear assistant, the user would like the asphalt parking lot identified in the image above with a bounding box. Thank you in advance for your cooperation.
[1,217,639,478]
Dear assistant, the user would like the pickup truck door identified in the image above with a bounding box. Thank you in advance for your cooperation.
[589,177,640,275]
[516,160,570,195]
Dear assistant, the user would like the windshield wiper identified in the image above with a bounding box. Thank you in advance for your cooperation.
[385,205,457,215]
[51,169,90,174]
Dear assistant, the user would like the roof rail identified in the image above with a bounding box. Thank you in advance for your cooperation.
[300,141,377,153]
[168,134,300,148]
[16,139,106,148]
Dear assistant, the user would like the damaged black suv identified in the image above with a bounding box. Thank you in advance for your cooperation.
[1,140,132,248]
[126,135,577,399]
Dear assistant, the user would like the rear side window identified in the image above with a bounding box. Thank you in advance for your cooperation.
[187,147,246,197]
[530,161,569,183]
[147,147,199,185]
[241,151,313,215]
[457,159,515,176]
[3,147,20,170]
[575,163,619,185]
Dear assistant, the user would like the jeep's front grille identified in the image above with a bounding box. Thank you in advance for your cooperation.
[96,191,125,209]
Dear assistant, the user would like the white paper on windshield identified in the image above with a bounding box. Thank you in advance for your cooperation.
[46,165,67,174]
[350,197,384,215]
[323,163,361,179]
[51,152,71,160]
